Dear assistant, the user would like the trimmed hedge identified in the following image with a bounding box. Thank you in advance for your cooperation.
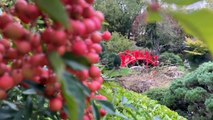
[100,82,186,120]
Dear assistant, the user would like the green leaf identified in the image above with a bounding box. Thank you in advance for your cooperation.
[62,90,78,120]
[63,53,91,71]
[23,89,37,95]
[62,72,89,120]
[92,101,100,120]
[170,9,213,56]
[24,97,33,119]
[0,107,18,120]
[33,0,69,28]
[162,0,200,5]
[2,101,18,111]
[48,52,65,78]
[96,100,115,115]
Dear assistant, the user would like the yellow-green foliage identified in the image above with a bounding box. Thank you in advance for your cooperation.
[100,82,186,120]
[184,37,209,56]
[104,32,134,53]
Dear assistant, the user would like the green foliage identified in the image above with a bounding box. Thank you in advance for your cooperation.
[162,0,200,6]
[94,0,143,35]
[104,32,134,53]
[184,37,209,56]
[0,87,59,120]
[100,82,186,120]
[144,88,168,104]
[102,68,132,79]
[149,62,213,120]
[184,37,211,67]
[135,18,185,54]
[0,0,16,9]
[159,52,183,65]
[170,9,213,56]
[33,0,69,28]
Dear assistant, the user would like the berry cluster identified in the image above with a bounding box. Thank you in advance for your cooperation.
[0,0,111,119]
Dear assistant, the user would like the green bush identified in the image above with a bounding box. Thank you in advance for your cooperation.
[150,62,213,120]
[104,32,134,53]
[100,82,186,120]
[144,88,168,105]
[159,52,183,65]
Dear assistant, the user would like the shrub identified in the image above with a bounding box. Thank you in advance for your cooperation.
[184,37,212,67]
[184,37,209,56]
[159,52,183,65]
[144,88,168,105]
[152,62,213,120]
[100,82,186,120]
[100,52,121,69]
[103,32,134,54]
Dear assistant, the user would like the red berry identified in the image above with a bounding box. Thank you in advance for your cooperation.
[100,109,107,117]
[95,11,105,22]
[57,46,66,56]
[41,28,54,44]
[0,73,14,91]
[15,41,31,54]
[30,53,46,66]
[0,44,6,54]
[0,54,3,63]
[0,39,11,49]
[88,81,101,92]
[60,111,68,120]
[102,31,111,42]
[86,52,100,64]
[6,48,18,60]
[3,23,27,40]
[49,98,63,112]
[26,4,40,21]
[45,84,55,97]
[72,40,88,56]
[0,14,13,29]
[85,38,93,46]
[0,90,7,100]
[91,32,102,43]
[30,34,40,47]
[77,70,89,81]
[91,17,101,30]
[85,0,95,4]
[83,115,90,120]
[83,6,95,18]
[89,66,101,78]
[71,20,86,35]
[95,77,104,84]
[11,69,23,85]
[149,3,160,12]
[52,30,67,45]
[94,95,107,101]
[15,0,31,23]
[70,5,83,17]
[84,19,96,34]
[91,43,102,54]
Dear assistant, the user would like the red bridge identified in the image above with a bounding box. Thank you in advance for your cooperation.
[119,50,159,67]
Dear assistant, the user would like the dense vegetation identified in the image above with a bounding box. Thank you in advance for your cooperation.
[100,82,186,120]
[1,0,213,120]
[146,62,213,120]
